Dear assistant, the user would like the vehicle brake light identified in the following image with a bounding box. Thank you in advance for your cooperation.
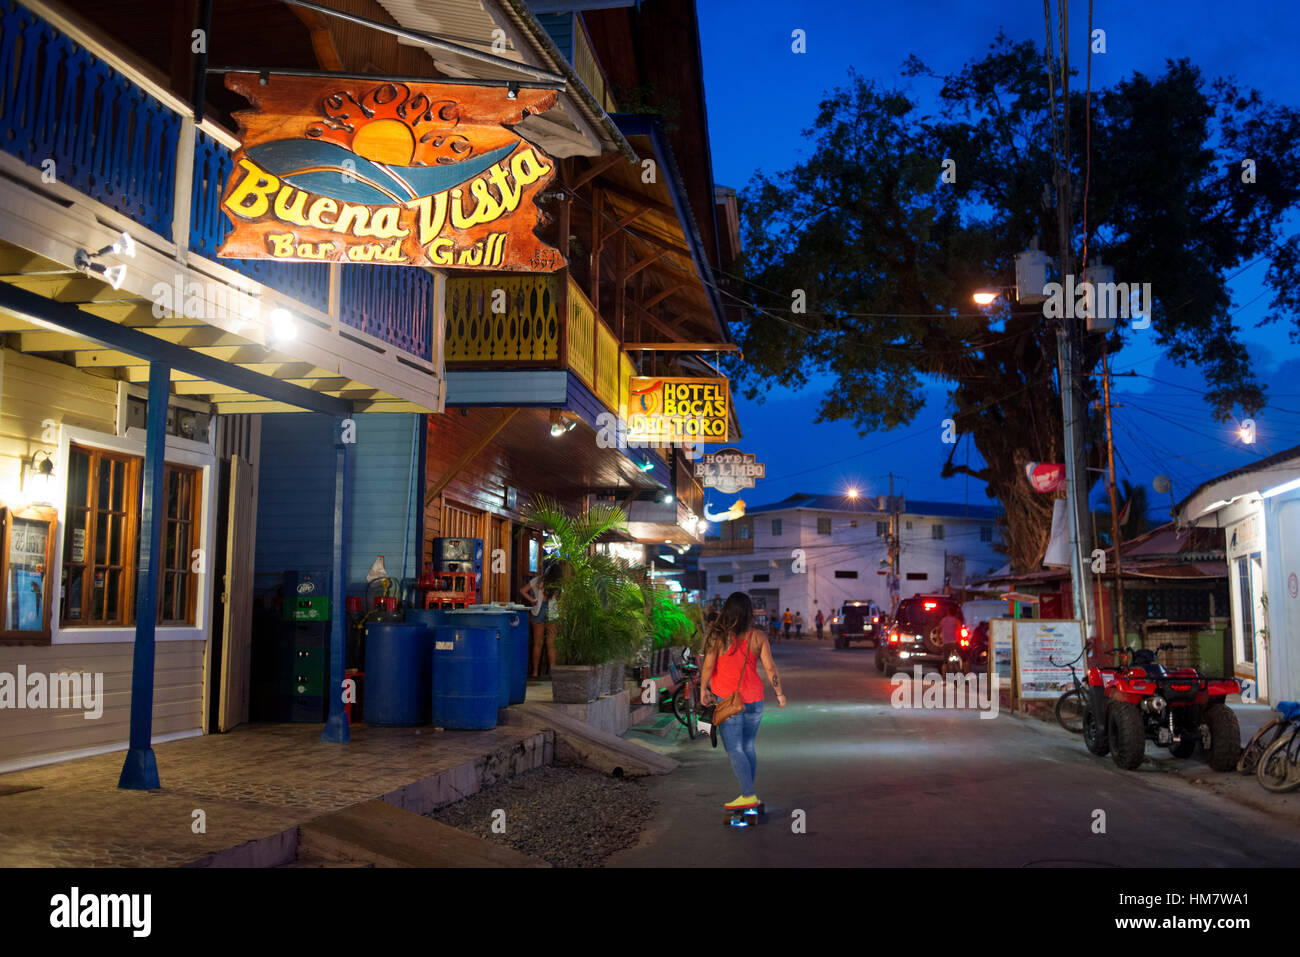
[873,616,879,623]
[960,638,970,648]
[923,602,937,610]
[960,626,968,639]
[888,632,899,644]
[1170,683,1192,692]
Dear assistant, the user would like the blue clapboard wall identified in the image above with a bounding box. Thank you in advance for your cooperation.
[255,413,423,597]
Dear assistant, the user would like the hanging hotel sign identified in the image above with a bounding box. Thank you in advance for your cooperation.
[694,448,764,493]
[625,377,729,444]
[217,74,564,271]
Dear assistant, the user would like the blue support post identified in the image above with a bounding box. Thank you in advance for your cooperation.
[322,426,352,742]
[118,361,169,790]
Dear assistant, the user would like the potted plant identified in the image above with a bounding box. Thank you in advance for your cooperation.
[522,497,648,703]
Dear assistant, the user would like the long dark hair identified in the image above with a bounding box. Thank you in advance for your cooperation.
[704,591,754,658]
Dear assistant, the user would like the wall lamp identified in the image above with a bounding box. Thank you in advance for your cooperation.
[74,230,135,291]
[549,409,577,437]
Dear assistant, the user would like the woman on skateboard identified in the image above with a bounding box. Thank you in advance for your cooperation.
[699,591,787,812]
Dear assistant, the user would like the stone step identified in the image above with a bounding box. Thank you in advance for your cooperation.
[504,703,679,776]
[298,799,549,868]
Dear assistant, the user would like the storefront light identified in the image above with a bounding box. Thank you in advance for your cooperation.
[23,451,56,506]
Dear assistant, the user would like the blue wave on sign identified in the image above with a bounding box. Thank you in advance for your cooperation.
[245,139,520,205]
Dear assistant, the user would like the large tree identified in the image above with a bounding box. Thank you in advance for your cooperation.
[728,36,1300,571]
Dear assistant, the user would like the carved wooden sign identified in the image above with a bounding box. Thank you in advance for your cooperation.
[217,73,565,271]
[625,376,730,444]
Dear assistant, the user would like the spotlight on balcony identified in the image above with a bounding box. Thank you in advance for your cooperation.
[269,307,297,342]
[73,230,135,290]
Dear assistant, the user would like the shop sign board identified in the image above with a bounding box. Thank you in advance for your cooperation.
[218,74,564,271]
[1013,619,1085,699]
[694,448,763,493]
[625,377,729,444]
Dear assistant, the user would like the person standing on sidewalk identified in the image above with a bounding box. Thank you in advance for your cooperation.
[521,561,562,677]
[794,611,804,639]
[699,591,787,810]
[782,608,793,641]
[815,609,825,640]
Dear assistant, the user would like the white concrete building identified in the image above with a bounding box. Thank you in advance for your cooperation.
[1174,444,1300,705]
[699,493,1004,626]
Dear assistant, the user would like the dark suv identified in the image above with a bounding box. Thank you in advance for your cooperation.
[830,600,885,649]
[875,595,964,674]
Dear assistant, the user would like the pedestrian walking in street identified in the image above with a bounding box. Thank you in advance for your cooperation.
[782,607,793,641]
[521,561,563,677]
[699,591,787,810]
[794,611,804,639]
[815,609,824,640]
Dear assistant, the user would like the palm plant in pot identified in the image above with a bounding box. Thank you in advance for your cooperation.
[522,496,648,703]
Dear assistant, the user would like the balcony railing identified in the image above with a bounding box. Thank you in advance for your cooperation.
[0,0,435,364]
[0,0,179,239]
[445,272,630,416]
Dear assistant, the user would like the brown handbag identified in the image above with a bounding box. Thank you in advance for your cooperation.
[711,632,754,727]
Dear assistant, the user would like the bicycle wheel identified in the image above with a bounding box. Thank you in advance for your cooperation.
[672,679,698,739]
[1238,717,1286,774]
[1256,729,1300,793]
[1055,688,1086,734]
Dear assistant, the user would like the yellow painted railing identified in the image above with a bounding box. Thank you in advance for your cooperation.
[595,321,619,412]
[566,276,596,387]
[446,272,633,419]
[445,274,560,362]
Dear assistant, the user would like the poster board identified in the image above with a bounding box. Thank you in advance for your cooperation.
[1013,619,1085,699]
[989,618,1017,696]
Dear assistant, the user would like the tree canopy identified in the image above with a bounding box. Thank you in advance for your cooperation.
[728,35,1300,571]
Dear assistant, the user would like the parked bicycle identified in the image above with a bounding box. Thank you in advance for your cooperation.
[1241,701,1300,792]
[1050,644,1090,734]
[665,647,702,739]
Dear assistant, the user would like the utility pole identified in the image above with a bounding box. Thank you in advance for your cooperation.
[888,473,902,615]
[1100,348,1126,650]
[1051,19,1095,646]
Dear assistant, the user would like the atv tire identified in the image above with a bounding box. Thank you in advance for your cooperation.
[1108,701,1146,770]
[1202,704,1242,772]
[1083,704,1110,756]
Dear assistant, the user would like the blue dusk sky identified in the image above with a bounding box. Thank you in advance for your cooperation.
[693,0,1300,523]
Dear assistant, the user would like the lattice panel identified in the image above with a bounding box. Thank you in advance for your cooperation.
[445,275,559,362]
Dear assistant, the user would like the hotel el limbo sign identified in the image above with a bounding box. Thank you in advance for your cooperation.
[217,74,564,271]
[626,377,729,444]
[694,448,764,494]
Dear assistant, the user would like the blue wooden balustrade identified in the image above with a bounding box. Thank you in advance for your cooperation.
[0,1,433,363]
[0,0,178,239]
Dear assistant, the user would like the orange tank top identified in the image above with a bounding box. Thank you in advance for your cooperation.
[712,631,763,704]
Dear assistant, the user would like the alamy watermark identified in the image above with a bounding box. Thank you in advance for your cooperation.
[0,667,104,719]
[889,666,999,720]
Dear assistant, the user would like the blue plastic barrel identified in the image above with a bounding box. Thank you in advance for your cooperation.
[432,626,498,729]
[364,621,432,726]
[490,602,531,704]
[445,608,519,708]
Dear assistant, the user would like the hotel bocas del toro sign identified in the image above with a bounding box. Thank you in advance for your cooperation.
[625,377,729,444]
[217,74,564,271]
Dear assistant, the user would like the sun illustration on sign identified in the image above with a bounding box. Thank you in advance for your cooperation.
[219,75,566,270]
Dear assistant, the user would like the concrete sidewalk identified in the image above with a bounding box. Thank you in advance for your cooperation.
[0,721,552,867]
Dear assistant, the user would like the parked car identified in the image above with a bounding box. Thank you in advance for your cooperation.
[830,600,886,649]
[875,595,964,674]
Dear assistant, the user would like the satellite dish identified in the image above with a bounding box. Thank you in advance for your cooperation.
[1152,475,1172,495]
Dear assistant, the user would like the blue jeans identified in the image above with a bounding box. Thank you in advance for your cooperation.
[718,700,764,795]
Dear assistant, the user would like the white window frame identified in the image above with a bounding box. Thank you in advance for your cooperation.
[51,424,216,645]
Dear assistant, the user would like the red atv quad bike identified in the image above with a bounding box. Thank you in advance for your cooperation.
[1082,643,1241,771]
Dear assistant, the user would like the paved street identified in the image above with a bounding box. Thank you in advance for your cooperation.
[609,640,1300,867]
